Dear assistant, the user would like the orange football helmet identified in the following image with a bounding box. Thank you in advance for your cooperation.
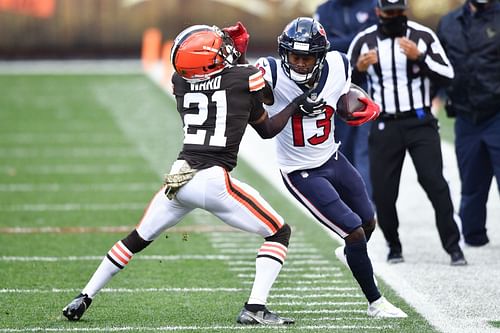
[171,25,239,82]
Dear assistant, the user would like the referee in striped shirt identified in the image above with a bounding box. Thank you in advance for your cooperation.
[347,0,467,266]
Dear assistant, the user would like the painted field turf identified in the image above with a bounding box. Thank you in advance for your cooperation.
[0,74,437,332]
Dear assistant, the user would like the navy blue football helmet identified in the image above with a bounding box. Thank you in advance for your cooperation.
[278,17,330,84]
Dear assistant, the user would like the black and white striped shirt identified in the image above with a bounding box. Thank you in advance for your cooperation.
[347,21,454,114]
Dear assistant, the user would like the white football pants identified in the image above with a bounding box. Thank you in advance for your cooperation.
[136,166,284,241]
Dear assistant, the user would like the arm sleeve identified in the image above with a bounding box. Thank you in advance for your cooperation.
[416,29,454,86]
[347,32,367,86]
[247,67,266,123]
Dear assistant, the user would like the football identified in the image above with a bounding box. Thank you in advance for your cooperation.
[336,84,368,122]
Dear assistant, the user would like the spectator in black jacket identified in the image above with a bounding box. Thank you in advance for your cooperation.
[437,0,500,247]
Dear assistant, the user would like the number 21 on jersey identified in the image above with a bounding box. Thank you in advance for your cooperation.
[182,91,228,147]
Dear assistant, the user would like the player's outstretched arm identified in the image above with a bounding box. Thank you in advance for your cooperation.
[251,90,324,139]
[250,102,298,139]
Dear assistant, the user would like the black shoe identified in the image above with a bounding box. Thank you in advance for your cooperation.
[464,239,489,247]
[387,250,404,264]
[236,307,294,325]
[62,293,92,321]
[450,250,467,266]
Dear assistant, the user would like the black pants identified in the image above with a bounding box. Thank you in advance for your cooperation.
[368,114,461,255]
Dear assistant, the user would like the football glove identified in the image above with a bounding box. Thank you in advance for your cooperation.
[292,91,327,117]
[164,160,197,200]
[347,96,380,126]
[222,21,249,54]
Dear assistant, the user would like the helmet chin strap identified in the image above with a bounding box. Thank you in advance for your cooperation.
[293,64,323,92]
[289,61,322,85]
[289,69,312,84]
[305,70,321,90]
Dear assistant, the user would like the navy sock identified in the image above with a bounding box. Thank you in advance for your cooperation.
[345,239,381,303]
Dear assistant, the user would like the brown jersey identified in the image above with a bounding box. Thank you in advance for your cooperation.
[172,65,266,171]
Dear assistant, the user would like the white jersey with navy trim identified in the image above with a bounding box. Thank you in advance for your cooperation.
[255,51,351,173]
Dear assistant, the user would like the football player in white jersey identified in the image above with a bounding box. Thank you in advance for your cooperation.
[255,17,407,318]
[61,23,323,326]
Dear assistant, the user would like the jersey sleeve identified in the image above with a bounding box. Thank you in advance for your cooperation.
[339,53,352,95]
[254,57,276,87]
[248,69,266,92]
[244,66,266,123]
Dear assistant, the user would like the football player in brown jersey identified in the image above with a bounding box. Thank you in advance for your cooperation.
[62,23,323,325]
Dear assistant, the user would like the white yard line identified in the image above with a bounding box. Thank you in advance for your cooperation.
[0,183,158,192]
[0,147,139,158]
[0,255,240,262]
[0,286,358,294]
[0,224,236,234]
[14,164,143,175]
[229,266,340,272]
[0,203,146,211]
[0,325,395,332]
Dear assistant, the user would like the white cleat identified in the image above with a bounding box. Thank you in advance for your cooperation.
[367,296,408,318]
[335,245,379,286]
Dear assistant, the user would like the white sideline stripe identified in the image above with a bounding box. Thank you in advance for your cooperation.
[0,132,124,144]
[0,224,237,234]
[280,309,366,314]
[237,273,342,279]
[0,147,139,158]
[18,164,144,175]
[0,286,358,294]
[0,287,247,294]
[271,301,364,306]
[0,325,394,332]
[219,247,318,254]
[253,254,324,259]
[228,260,329,266]
[301,317,373,321]
[230,266,340,272]
[0,226,133,234]
[0,255,331,262]
[242,280,349,285]
[0,255,233,262]
[271,293,363,299]
[210,233,312,240]
[214,243,312,249]
[0,183,158,192]
[0,203,146,212]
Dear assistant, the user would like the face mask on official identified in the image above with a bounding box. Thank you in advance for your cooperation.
[470,0,492,11]
[379,15,407,38]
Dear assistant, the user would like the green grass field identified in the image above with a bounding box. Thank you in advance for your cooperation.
[0,74,440,332]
